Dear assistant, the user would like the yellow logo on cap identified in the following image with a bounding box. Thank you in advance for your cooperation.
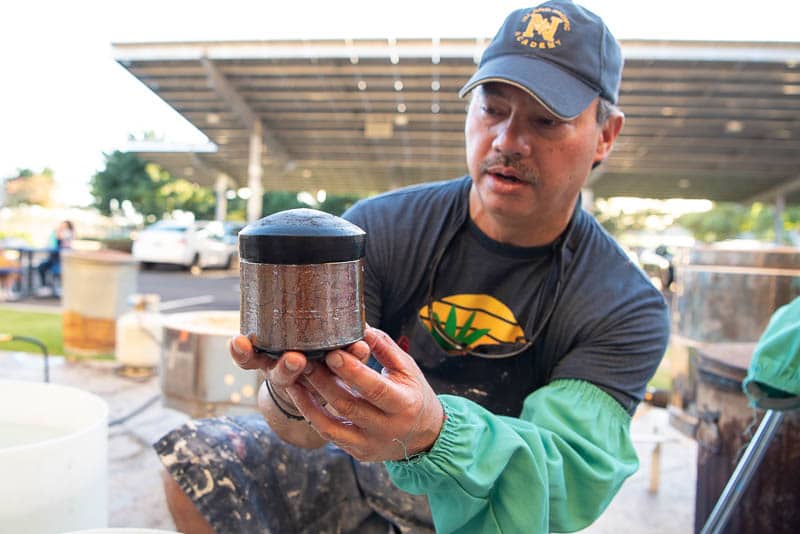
[515,7,571,49]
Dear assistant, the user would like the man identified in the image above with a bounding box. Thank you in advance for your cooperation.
[156,2,670,532]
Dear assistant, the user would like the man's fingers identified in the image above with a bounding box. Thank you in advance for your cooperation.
[286,384,368,450]
[362,327,413,374]
[302,352,394,421]
[345,338,372,364]
[322,349,406,413]
[229,335,272,371]
[268,351,309,387]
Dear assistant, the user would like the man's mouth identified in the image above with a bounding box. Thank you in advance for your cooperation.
[491,171,524,184]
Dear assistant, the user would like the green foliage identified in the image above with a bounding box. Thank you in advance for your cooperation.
[262,191,308,215]
[262,192,363,217]
[592,206,672,237]
[678,202,800,243]
[91,151,216,220]
[225,192,363,221]
[318,194,362,216]
[90,151,159,216]
[91,150,365,221]
[677,203,748,242]
[158,179,216,220]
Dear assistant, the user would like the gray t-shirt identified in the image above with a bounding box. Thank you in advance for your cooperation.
[344,177,669,415]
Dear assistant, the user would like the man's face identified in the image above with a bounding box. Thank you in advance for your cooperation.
[465,82,613,236]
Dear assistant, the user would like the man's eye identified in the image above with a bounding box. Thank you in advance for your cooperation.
[481,105,500,116]
[538,118,559,128]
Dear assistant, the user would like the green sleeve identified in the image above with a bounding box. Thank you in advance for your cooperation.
[385,379,638,533]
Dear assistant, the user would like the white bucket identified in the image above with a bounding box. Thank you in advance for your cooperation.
[0,379,109,533]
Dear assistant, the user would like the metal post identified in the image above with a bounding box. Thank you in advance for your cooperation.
[214,174,228,222]
[701,409,785,534]
[247,120,264,223]
[774,194,785,244]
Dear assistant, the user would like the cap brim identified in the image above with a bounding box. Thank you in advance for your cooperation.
[458,55,599,120]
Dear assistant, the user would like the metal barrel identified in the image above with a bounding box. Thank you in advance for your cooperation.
[239,259,365,358]
[674,245,800,344]
[668,245,800,412]
[663,245,800,531]
[693,344,800,533]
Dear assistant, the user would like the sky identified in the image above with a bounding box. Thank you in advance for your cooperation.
[2,0,799,206]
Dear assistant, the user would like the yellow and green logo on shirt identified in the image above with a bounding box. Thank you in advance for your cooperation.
[419,294,527,355]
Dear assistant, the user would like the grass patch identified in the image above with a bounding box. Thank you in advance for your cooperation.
[0,307,63,356]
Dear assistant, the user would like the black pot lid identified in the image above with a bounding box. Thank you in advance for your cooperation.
[239,208,366,264]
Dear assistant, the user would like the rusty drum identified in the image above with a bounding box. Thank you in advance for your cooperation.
[669,244,800,410]
[675,244,800,343]
[693,344,800,533]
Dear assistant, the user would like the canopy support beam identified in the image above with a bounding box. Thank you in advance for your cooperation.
[247,120,264,222]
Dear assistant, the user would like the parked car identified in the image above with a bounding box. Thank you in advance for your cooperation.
[223,222,246,267]
[222,222,245,246]
[132,220,237,270]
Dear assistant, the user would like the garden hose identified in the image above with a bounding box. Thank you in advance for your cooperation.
[0,333,49,382]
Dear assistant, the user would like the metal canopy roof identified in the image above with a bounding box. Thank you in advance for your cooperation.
[113,38,800,203]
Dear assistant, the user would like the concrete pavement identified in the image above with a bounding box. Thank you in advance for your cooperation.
[0,347,698,532]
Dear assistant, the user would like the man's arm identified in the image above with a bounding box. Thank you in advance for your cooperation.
[387,380,637,533]
[384,273,669,533]
[292,328,647,533]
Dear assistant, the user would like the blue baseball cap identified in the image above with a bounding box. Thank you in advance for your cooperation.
[459,1,623,119]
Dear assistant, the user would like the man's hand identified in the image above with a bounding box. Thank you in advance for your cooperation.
[229,335,307,405]
[285,326,445,462]
[229,336,310,430]
[228,334,373,422]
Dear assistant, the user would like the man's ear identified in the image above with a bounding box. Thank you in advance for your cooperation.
[594,111,625,165]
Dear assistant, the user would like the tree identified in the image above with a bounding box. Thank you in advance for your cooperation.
[91,151,163,217]
[91,151,367,222]
[318,194,361,215]
[258,191,363,217]
[159,179,216,220]
[262,191,308,215]
[677,202,800,243]
[91,151,215,220]
[3,169,55,207]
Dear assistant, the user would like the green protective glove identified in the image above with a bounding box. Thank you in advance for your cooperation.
[743,296,800,411]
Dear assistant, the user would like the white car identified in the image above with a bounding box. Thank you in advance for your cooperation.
[132,220,237,270]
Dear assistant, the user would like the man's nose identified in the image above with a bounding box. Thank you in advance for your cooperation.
[491,117,532,158]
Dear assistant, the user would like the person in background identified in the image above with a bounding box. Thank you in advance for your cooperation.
[0,249,22,301]
[36,220,73,292]
[154,2,670,533]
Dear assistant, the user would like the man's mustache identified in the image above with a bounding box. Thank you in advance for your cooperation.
[479,155,536,184]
